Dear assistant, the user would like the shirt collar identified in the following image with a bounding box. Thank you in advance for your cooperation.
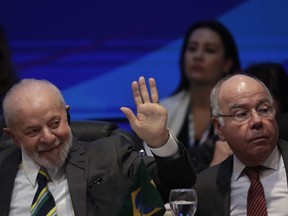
[22,149,65,186]
[232,145,279,181]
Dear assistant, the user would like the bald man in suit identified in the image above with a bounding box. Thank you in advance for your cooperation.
[195,74,288,216]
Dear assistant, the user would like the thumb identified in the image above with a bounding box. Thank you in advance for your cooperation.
[120,107,136,124]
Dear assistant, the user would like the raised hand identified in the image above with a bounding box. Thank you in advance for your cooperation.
[121,76,169,148]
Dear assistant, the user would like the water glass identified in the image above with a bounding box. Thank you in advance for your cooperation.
[169,188,197,216]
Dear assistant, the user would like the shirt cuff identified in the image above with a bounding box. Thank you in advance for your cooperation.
[149,129,179,157]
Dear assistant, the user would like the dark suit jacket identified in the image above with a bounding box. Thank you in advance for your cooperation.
[0,134,195,216]
[194,139,288,216]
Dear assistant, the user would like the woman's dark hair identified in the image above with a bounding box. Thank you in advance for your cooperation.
[245,62,288,113]
[0,25,18,135]
[0,25,18,97]
[173,20,241,94]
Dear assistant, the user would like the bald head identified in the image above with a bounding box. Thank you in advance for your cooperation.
[3,79,66,128]
[210,74,273,120]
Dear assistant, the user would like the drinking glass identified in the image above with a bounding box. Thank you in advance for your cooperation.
[169,188,197,216]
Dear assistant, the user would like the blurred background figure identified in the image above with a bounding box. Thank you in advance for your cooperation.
[160,20,241,172]
[245,62,288,114]
[0,25,18,138]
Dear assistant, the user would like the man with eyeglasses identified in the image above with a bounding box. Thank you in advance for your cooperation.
[194,74,288,216]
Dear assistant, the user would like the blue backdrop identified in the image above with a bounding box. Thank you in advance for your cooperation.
[1,0,288,129]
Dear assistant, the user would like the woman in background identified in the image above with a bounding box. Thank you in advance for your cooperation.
[161,20,241,172]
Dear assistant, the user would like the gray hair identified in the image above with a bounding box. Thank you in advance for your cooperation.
[3,79,66,128]
[210,74,274,126]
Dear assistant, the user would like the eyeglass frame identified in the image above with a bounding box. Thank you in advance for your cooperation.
[215,105,275,123]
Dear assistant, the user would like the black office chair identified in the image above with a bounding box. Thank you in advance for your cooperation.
[70,120,144,151]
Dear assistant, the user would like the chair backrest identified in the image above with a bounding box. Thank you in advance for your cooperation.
[70,120,144,151]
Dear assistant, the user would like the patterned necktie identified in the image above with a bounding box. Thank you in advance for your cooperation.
[31,168,57,216]
[244,166,268,216]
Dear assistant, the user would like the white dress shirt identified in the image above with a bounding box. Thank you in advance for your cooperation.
[9,149,75,216]
[230,146,288,216]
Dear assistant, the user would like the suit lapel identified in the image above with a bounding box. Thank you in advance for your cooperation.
[215,156,233,216]
[0,148,21,215]
[66,139,89,216]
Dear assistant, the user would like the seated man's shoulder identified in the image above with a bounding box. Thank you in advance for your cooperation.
[197,164,220,182]
[0,139,16,151]
[0,141,19,163]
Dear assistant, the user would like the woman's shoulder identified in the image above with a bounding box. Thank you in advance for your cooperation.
[160,90,188,105]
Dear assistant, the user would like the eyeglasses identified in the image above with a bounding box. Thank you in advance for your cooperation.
[217,106,275,123]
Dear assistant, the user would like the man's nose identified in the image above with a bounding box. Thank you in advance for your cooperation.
[40,127,55,143]
[249,110,263,130]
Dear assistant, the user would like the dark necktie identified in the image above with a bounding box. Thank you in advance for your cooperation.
[244,166,268,216]
[31,168,57,216]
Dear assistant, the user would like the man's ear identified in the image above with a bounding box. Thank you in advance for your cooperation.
[211,118,225,141]
[65,105,71,125]
[3,128,21,147]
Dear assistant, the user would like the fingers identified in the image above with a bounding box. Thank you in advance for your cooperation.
[131,81,142,106]
[138,76,150,103]
[149,78,159,103]
[132,76,158,104]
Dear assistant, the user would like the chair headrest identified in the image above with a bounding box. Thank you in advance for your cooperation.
[70,120,118,142]
[70,120,144,151]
